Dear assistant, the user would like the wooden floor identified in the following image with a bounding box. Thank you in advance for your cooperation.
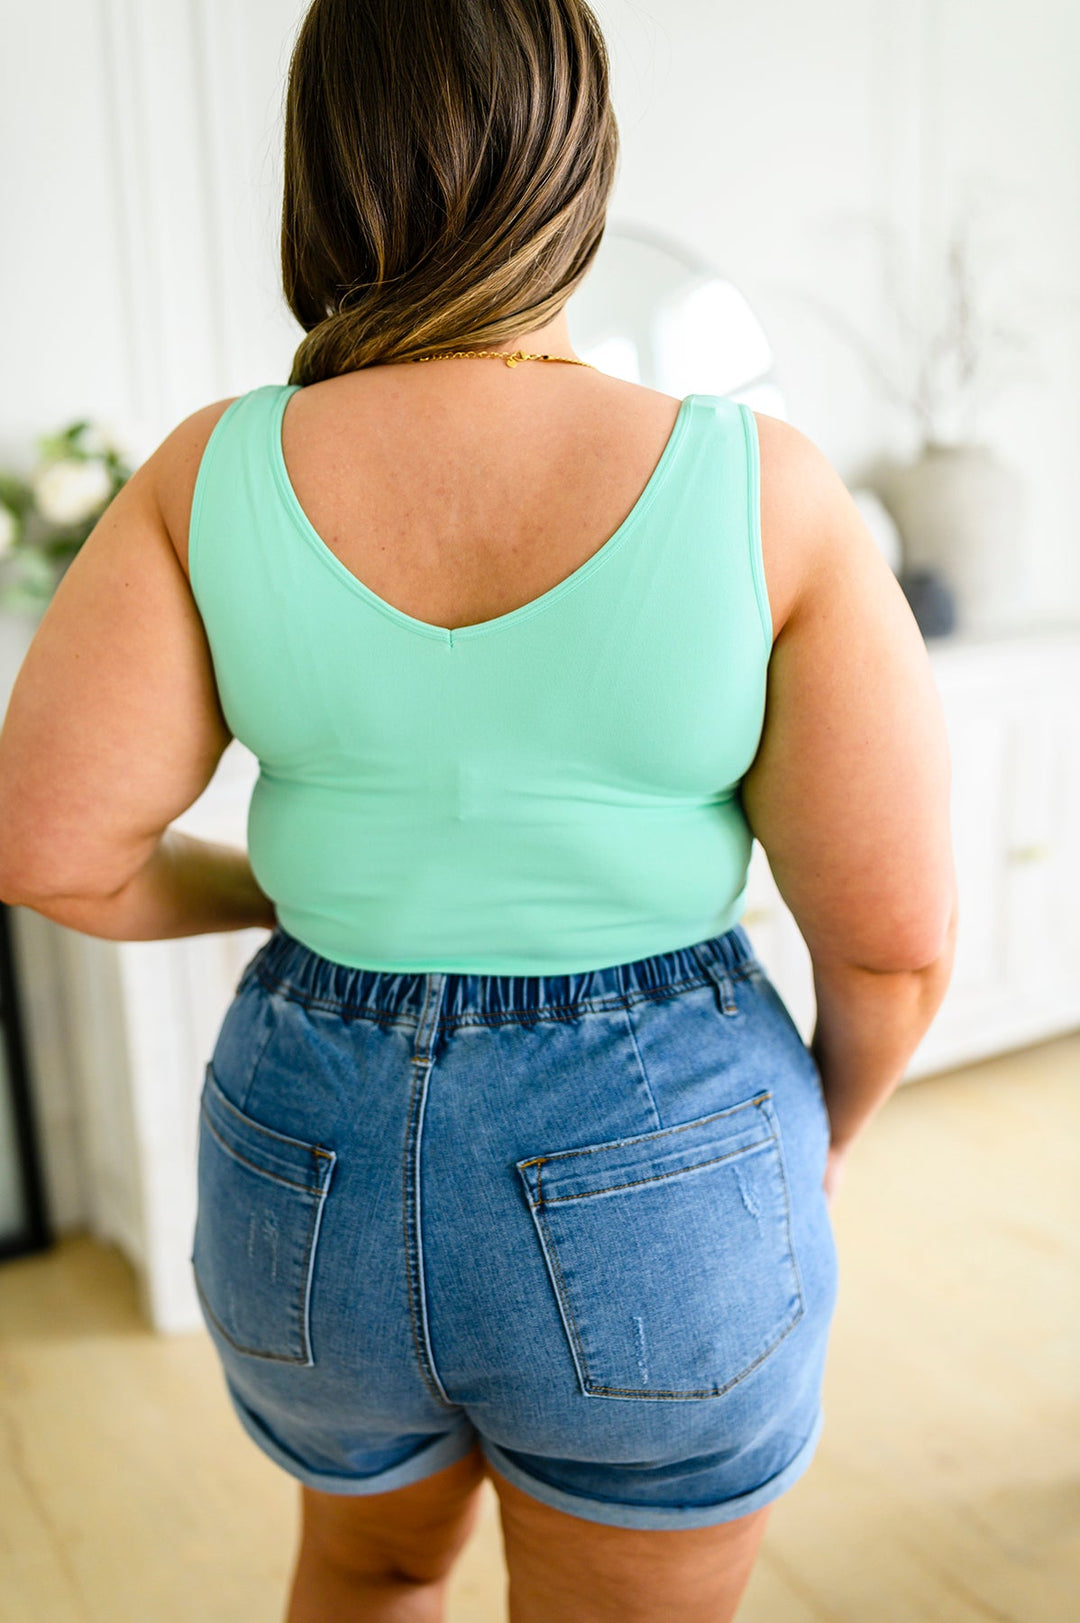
[1,1032,1077,1622]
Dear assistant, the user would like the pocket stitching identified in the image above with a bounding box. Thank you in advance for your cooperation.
[536,1134,779,1205]
[580,1302,805,1400]
[192,1262,317,1365]
[205,1063,336,1174]
[193,1136,329,1364]
[532,1187,805,1400]
[770,1107,808,1330]
[199,1102,335,1195]
[193,1071,336,1365]
[528,1203,592,1392]
[518,1098,806,1401]
[516,1090,772,1179]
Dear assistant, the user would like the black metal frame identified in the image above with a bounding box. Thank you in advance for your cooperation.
[0,901,53,1261]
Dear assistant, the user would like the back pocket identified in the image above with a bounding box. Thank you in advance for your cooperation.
[191,1063,337,1364]
[516,1090,803,1399]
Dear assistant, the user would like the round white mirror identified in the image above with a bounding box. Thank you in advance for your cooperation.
[566,221,787,418]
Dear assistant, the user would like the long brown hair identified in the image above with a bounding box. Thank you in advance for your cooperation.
[281,0,619,385]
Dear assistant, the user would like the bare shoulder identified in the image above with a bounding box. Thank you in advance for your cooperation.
[146,397,240,578]
[751,408,866,642]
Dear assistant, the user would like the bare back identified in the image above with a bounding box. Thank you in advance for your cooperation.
[166,366,804,633]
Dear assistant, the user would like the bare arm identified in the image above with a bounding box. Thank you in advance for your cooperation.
[740,412,958,1156]
[809,919,956,1155]
[0,398,278,937]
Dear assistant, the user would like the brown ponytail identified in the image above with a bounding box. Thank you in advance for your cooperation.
[281,0,619,385]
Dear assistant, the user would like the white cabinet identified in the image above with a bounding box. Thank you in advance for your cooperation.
[742,629,1080,1079]
[6,626,1080,1330]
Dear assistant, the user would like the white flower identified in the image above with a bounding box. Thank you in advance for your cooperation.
[78,424,118,458]
[32,457,113,527]
[83,415,157,467]
[0,503,18,559]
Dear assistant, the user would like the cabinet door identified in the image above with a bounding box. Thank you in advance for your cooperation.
[952,710,1012,997]
[1055,692,1080,985]
[1003,658,1080,1017]
[913,702,1011,1071]
[910,642,1080,1076]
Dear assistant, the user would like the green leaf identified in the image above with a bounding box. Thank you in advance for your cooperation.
[0,578,51,615]
[0,476,32,515]
[14,549,59,588]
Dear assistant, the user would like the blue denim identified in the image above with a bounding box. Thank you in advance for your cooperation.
[190,922,839,1529]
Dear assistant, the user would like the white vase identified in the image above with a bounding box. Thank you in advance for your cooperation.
[878,443,1030,635]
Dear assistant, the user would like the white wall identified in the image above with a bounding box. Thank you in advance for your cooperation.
[593,0,1080,613]
[1,0,1078,620]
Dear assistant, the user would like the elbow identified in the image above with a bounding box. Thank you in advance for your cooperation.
[819,889,959,977]
[0,856,50,909]
[888,886,959,975]
[0,854,111,911]
[923,889,959,971]
[0,827,144,909]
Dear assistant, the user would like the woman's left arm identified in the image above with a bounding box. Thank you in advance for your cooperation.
[0,411,277,939]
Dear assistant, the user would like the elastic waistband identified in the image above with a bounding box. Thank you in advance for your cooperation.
[244,924,760,1028]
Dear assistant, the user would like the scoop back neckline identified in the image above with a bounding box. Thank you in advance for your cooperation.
[268,383,699,645]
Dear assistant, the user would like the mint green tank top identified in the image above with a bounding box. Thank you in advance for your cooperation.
[188,383,771,973]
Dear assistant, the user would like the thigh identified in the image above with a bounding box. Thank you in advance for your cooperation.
[297,1444,487,1583]
[489,1460,773,1623]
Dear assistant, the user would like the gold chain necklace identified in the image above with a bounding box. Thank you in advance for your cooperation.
[407,348,596,370]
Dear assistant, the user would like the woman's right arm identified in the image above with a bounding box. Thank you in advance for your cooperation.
[739,413,959,1171]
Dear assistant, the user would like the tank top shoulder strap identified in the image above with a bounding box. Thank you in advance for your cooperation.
[682,393,771,657]
[188,383,296,611]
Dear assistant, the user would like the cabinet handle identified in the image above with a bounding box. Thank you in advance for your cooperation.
[1007,843,1050,865]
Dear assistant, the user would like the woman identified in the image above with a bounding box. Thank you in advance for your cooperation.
[0,0,957,1618]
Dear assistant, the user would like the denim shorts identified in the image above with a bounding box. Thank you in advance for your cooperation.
[190,922,839,1530]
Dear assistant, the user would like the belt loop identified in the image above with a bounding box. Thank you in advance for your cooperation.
[696,951,739,1017]
[411,971,448,1067]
